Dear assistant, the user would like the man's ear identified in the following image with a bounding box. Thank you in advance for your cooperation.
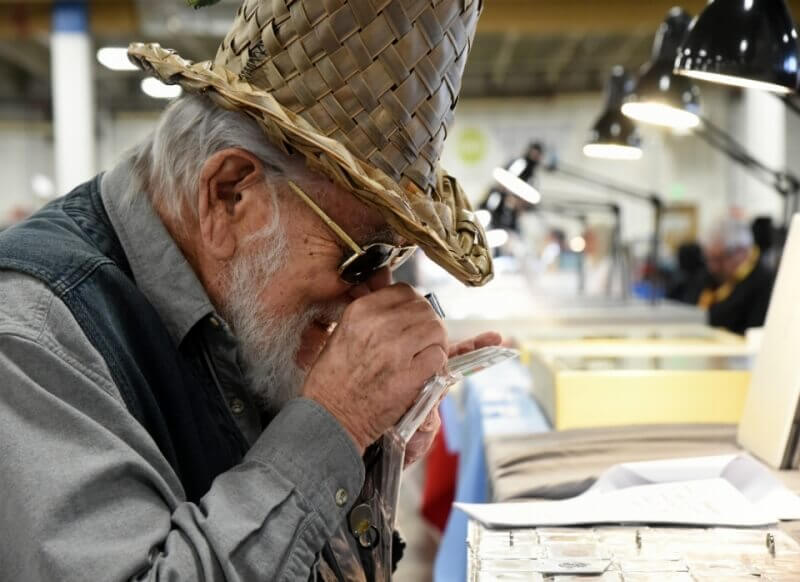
[197,148,265,260]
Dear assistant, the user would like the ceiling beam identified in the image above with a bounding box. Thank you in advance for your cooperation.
[2,1,800,39]
[0,1,138,40]
[0,40,49,77]
[478,0,800,34]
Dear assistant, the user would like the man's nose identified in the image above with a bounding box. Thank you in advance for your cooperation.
[347,267,393,300]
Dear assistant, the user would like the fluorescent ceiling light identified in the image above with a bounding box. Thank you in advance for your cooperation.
[583,143,643,161]
[492,167,542,205]
[141,77,183,100]
[97,47,138,71]
[486,229,510,248]
[621,101,701,130]
[676,69,795,95]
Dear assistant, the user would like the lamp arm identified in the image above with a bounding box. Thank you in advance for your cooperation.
[696,115,800,197]
[536,204,590,221]
[545,198,622,213]
[548,161,663,206]
[545,161,662,302]
[782,95,800,118]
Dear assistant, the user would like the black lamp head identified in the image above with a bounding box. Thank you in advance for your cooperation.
[585,67,644,160]
[675,0,800,94]
[622,7,704,130]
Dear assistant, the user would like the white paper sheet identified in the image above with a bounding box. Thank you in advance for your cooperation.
[456,453,800,528]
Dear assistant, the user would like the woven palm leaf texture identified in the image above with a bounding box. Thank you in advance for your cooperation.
[130,0,493,285]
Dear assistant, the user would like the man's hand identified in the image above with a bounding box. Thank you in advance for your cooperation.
[302,284,448,454]
[403,331,504,467]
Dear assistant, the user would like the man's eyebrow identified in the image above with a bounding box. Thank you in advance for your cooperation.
[361,228,404,247]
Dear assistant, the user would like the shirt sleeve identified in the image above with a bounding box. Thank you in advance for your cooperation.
[0,329,365,582]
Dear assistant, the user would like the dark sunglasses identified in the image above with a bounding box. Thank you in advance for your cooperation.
[287,181,417,285]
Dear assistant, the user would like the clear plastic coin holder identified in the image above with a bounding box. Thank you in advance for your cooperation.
[762,574,800,582]
[476,573,544,582]
[618,559,688,573]
[595,528,639,544]
[507,529,540,545]
[552,574,623,582]
[544,542,609,559]
[536,527,595,541]
[478,529,539,547]
[534,558,612,575]
[618,574,693,582]
[610,545,683,561]
[757,558,800,574]
[688,560,759,577]
[710,528,778,545]
[538,532,598,544]
[477,543,546,560]
[477,558,543,573]
[684,545,767,563]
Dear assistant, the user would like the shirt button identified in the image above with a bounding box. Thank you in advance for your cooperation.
[209,317,221,328]
[229,398,245,416]
[335,488,349,507]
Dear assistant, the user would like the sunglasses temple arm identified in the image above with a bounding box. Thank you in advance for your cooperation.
[287,181,363,255]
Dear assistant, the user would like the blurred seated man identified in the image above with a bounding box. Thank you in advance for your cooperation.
[699,219,774,335]
[751,216,780,271]
[667,242,709,305]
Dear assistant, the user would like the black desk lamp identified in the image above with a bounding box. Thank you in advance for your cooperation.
[584,67,644,161]
[482,144,544,232]
[621,7,702,131]
[675,0,800,95]
[622,5,800,224]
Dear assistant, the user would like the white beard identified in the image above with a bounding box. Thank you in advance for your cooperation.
[218,228,343,416]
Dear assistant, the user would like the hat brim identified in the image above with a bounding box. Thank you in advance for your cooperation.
[128,43,493,287]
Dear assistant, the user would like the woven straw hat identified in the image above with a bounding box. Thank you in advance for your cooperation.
[128,0,493,286]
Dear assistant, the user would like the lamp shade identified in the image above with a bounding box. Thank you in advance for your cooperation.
[675,0,800,94]
[623,8,703,130]
[585,67,643,160]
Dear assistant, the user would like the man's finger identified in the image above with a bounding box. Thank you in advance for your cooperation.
[418,407,441,433]
[448,331,503,357]
[472,331,503,349]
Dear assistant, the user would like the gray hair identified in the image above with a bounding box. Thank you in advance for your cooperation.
[126,93,313,227]
[709,219,754,252]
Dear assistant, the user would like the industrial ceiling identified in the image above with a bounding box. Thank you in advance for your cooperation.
[0,0,799,115]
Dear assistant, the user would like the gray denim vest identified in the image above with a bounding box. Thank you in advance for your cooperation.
[0,176,249,502]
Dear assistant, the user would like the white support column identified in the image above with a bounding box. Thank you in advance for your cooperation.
[51,1,95,195]
[730,89,786,221]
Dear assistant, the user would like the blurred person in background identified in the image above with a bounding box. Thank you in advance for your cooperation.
[0,1,499,580]
[666,242,709,305]
[751,216,780,272]
[699,219,774,334]
[583,225,621,296]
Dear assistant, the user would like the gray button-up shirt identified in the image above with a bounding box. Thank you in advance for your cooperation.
[0,160,365,581]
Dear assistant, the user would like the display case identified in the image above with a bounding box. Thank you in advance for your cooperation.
[528,353,751,430]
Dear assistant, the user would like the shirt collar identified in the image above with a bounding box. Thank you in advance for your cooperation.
[100,158,216,345]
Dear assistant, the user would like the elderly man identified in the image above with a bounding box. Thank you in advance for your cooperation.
[699,219,775,335]
[0,1,496,580]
